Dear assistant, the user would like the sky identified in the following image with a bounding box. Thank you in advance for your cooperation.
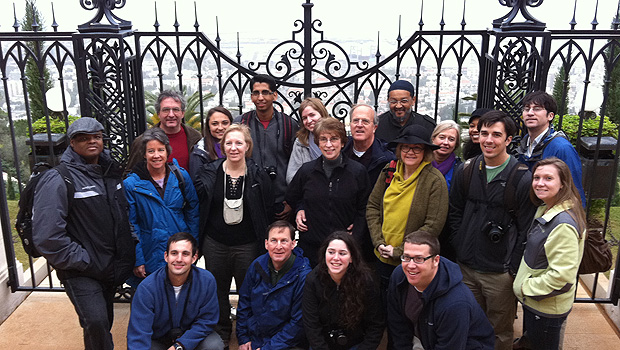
[1,0,619,41]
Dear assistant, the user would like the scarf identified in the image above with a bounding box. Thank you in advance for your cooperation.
[308,133,322,159]
[432,152,456,175]
[378,160,430,265]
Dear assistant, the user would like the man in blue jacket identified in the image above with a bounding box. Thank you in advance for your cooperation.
[127,232,224,350]
[236,220,312,350]
[515,90,586,206]
[387,231,494,350]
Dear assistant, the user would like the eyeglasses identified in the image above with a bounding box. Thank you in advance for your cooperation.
[389,99,411,106]
[251,90,274,97]
[522,106,546,113]
[160,107,183,114]
[400,254,435,264]
[351,118,373,126]
[318,136,341,144]
[401,145,424,154]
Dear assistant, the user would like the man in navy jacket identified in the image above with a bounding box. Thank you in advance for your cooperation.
[236,221,312,350]
[387,231,494,350]
[128,232,224,350]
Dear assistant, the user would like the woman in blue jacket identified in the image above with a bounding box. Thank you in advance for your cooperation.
[124,128,200,285]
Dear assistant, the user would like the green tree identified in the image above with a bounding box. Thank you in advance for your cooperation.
[22,0,53,121]
[603,8,620,124]
[552,66,570,116]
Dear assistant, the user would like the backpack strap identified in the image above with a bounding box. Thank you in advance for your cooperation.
[55,163,75,206]
[383,160,398,187]
[503,162,529,220]
[460,154,480,200]
[168,162,186,199]
[240,111,252,125]
[281,111,294,156]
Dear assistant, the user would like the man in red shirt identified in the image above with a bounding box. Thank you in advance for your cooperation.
[126,90,202,172]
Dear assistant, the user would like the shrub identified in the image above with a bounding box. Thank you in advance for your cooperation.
[553,114,618,147]
[31,115,80,135]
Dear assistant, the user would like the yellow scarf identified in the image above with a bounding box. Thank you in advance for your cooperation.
[377,160,430,264]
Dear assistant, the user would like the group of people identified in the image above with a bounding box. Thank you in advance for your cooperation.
[30,72,587,350]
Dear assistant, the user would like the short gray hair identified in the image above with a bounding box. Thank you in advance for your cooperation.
[155,90,186,114]
[350,103,378,125]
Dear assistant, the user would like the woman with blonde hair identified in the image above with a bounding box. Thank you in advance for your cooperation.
[194,123,274,347]
[286,97,330,183]
[431,120,462,191]
[513,157,586,350]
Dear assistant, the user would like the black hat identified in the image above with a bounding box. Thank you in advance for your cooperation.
[388,125,439,150]
[388,80,415,97]
[468,108,494,124]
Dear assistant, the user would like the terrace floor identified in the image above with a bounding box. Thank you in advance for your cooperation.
[0,278,618,349]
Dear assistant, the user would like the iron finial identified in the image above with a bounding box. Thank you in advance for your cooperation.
[440,0,446,30]
[570,0,577,29]
[376,31,381,61]
[216,16,221,49]
[194,1,200,31]
[591,0,599,30]
[13,3,19,32]
[174,1,180,31]
[419,0,425,30]
[51,2,59,31]
[154,2,160,31]
[461,0,467,30]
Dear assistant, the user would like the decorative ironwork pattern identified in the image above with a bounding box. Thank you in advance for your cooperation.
[1,0,619,304]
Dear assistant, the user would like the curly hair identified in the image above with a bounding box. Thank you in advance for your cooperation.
[316,231,374,330]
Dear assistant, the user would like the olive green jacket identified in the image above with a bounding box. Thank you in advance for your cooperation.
[366,162,449,265]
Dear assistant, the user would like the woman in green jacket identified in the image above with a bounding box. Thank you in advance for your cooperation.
[366,124,449,298]
[513,157,586,350]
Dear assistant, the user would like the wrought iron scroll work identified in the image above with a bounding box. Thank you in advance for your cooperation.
[83,39,135,162]
[78,0,132,33]
[246,1,369,98]
[493,0,546,31]
[494,38,540,130]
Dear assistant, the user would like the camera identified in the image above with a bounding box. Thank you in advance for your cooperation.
[328,329,348,346]
[483,221,505,244]
[265,166,277,180]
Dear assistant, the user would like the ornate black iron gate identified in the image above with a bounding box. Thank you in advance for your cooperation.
[1,0,619,304]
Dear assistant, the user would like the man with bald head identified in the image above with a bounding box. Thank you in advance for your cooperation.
[375,80,436,142]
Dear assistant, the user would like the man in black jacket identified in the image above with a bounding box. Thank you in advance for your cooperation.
[33,117,135,350]
[375,80,436,142]
[449,111,536,350]
[388,231,494,350]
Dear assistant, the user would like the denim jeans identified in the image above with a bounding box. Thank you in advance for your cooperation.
[62,276,116,350]
[523,308,566,350]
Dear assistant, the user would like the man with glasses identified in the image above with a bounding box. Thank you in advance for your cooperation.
[33,117,135,349]
[449,111,536,350]
[235,74,299,220]
[126,89,202,172]
[343,104,396,184]
[515,90,586,206]
[375,80,436,142]
[342,104,395,262]
[387,231,494,350]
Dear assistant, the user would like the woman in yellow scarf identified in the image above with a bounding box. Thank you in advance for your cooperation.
[367,124,449,298]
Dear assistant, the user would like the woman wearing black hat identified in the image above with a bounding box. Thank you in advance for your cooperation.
[366,124,449,296]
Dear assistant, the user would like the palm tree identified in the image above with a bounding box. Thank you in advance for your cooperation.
[145,87,215,131]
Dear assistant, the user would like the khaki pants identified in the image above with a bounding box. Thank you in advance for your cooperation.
[459,264,516,350]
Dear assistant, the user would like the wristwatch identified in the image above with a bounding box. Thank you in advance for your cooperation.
[173,342,184,350]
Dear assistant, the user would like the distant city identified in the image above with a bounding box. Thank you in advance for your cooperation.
[0,33,608,124]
